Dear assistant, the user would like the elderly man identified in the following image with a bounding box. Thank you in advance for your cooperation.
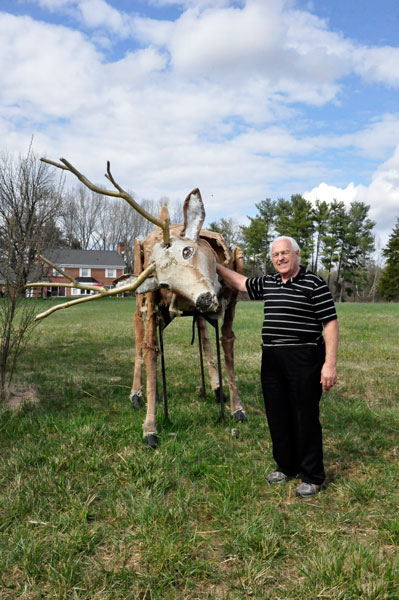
[216,236,339,497]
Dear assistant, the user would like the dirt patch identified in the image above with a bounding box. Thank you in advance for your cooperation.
[3,384,40,411]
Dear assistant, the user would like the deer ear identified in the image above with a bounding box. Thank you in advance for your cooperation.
[113,273,160,294]
[181,189,205,242]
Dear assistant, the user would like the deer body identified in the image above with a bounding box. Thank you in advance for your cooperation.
[127,195,246,445]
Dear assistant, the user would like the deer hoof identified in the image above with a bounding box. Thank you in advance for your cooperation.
[131,394,142,409]
[234,410,246,422]
[146,434,158,448]
[214,387,227,404]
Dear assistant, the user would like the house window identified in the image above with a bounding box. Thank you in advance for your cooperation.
[106,268,116,278]
[71,288,93,296]
[53,268,61,277]
[80,268,91,277]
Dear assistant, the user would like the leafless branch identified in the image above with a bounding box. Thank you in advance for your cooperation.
[40,158,170,244]
[31,263,156,321]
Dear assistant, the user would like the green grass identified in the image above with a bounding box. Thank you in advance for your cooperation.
[1,298,399,599]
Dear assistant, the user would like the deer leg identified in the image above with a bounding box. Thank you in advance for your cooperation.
[142,294,159,447]
[221,297,246,422]
[131,296,145,408]
[197,317,226,403]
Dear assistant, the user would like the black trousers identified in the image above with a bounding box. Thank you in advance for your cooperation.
[261,343,326,485]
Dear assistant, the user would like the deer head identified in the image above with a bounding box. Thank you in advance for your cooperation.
[150,189,220,312]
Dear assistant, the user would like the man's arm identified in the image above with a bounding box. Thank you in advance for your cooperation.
[216,263,248,293]
[321,318,339,392]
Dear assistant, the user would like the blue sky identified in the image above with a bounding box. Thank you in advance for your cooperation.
[1,0,399,250]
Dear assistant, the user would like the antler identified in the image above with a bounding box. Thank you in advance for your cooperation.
[41,157,170,244]
[32,255,108,293]
[27,261,156,321]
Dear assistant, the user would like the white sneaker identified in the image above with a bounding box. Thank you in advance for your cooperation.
[295,482,321,497]
[267,471,294,483]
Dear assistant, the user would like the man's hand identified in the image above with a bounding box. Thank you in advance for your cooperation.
[321,362,337,392]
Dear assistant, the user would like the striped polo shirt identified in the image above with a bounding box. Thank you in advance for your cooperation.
[246,266,337,347]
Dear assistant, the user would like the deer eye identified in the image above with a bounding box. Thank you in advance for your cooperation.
[182,246,194,260]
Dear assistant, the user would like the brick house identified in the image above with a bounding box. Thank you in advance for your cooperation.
[36,245,126,298]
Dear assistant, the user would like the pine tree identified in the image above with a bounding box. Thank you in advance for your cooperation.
[207,217,242,251]
[274,194,314,266]
[341,201,375,301]
[312,199,330,272]
[320,200,347,287]
[241,198,276,275]
[377,218,399,301]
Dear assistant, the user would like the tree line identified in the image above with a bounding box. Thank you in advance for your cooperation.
[209,196,399,303]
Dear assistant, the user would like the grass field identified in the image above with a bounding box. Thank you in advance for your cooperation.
[1,298,399,599]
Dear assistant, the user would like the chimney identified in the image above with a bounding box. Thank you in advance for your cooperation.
[117,242,125,256]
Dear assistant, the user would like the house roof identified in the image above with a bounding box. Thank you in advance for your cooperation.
[44,248,126,269]
[0,264,7,285]
[0,263,49,285]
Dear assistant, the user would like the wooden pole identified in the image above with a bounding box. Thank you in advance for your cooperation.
[197,318,207,398]
[214,321,225,422]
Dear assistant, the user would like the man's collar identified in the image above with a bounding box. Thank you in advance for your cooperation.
[274,265,305,285]
[292,265,306,282]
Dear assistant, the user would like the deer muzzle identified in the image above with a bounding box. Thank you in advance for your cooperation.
[195,292,219,312]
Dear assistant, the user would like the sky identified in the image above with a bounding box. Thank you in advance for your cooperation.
[1,0,399,251]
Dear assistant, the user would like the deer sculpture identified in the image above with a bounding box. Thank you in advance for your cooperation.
[30,158,246,446]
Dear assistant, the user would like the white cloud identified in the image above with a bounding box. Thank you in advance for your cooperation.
[304,181,358,207]
[148,0,235,8]
[78,0,127,34]
[35,0,73,8]
[131,0,399,114]
[346,115,399,159]
[358,148,399,230]
[25,0,399,101]
[353,46,399,88]
[33,0,134,36]
[133,0,347,108]
[304,147,399,247]
[0,14,102,119]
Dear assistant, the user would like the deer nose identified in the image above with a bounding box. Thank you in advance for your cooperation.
[195,292,218,312]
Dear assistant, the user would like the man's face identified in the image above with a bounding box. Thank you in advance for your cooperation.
[271,239,300,280]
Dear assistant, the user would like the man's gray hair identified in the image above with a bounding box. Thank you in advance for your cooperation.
[270,236,300,258]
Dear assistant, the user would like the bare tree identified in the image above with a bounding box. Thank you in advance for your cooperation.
[0,278,37,403]
[58,183,184,271]
[0,146,63,292]
[0,146,62,402]
[60,184,104,249]
[91,195,155,270]
[170,199,184,225]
